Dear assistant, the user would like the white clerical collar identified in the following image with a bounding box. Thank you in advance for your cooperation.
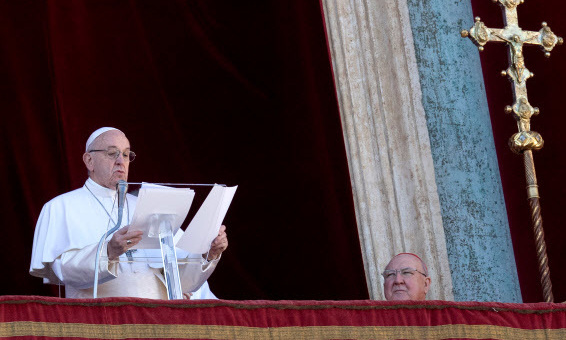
[85,178,117,198]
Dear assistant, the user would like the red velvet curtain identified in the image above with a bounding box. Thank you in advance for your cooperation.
[0,0,368,300]
[471,0,566,302]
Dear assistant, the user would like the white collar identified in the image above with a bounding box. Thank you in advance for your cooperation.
[85,177,117,198]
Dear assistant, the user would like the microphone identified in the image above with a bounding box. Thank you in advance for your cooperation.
[116,180,128,211]
[94,180,129,298]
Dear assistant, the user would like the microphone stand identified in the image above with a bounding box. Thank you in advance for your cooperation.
[93,180,128,298]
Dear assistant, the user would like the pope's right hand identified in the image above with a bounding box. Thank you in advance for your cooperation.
[107,226,143,260]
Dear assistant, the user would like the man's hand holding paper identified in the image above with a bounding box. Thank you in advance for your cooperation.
[107,226,143,260]
[206,225,228,261]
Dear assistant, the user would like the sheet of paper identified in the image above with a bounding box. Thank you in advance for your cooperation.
[129,183,195,249]
[176,185,237,254]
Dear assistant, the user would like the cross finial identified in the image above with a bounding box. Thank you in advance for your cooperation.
[461,0,562,154]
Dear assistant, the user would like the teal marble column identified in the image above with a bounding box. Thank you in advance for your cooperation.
[406,0,522,302]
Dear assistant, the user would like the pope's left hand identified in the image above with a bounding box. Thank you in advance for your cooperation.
[206,225,228,261]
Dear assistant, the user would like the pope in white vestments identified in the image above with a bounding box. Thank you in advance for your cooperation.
[29,127,228,299]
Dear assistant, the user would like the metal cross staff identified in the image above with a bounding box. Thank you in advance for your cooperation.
[461,0,562,303]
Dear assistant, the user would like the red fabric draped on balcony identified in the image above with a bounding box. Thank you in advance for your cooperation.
[1,296,566,339]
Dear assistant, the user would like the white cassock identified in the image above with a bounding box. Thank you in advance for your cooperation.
[30,178,219,300]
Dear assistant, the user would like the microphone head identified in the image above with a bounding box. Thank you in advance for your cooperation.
[116,180,128,209]
[117,180,128,192]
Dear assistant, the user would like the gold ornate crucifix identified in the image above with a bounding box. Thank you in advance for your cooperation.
[461,0,562,303]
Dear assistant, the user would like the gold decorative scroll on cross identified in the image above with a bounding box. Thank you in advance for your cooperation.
[461,0,562,303]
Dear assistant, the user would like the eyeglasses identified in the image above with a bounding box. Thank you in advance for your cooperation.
[381,267,427,280]
[89,147,136,162]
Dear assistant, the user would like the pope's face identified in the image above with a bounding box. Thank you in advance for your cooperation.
[383,254,431,301]
[83,130,131,189]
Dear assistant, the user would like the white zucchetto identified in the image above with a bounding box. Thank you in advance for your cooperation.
[85,127,122,152]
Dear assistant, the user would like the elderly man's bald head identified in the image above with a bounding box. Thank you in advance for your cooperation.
[382,253,431,301]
